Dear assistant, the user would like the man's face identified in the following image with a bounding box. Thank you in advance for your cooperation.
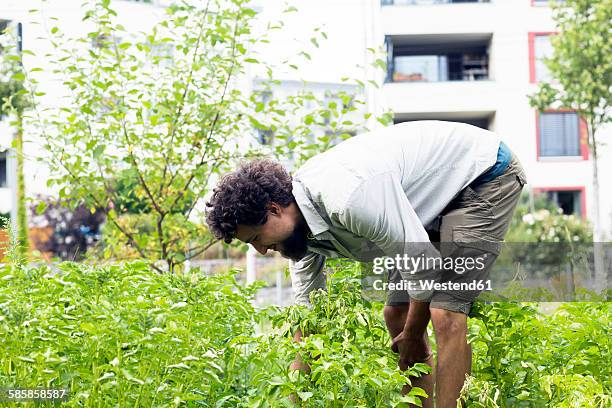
[235,203,310,261]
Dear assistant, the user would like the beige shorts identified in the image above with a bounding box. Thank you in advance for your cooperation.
[386,153,528,314]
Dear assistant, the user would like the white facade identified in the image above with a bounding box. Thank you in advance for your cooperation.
[375,0,612,236]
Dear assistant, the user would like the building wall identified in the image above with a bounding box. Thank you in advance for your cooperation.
[376,0,612,236]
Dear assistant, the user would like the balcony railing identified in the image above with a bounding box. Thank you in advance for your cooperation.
[382,0,490,5]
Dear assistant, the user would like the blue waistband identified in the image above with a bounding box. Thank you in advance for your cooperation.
[471,141,512,187]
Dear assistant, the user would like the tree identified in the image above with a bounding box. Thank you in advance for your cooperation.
[528,0,611,291]
[0,25,31,258]
[15,0,384,272]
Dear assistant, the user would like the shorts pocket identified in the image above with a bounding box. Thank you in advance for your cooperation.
[452,228,502,257]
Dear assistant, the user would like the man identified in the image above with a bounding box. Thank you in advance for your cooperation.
[205,120,527,407]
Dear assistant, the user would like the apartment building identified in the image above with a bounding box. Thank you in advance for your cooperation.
[376,0,612,233]
[1,0,609,236]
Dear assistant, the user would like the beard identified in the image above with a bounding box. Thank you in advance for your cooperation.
[279,217,310,262]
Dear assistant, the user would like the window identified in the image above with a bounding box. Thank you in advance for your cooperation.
[545,189,583,216]
[0,151,7,188]
[393,56,448,82]
[538,112,581,157]
[533,34,553,82]
[386,35,490,83]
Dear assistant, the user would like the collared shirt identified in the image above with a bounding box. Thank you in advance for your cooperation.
[289,120,501,305]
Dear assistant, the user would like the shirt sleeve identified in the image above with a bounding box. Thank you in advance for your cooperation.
[288,251,327,306]
[336,172,441,301]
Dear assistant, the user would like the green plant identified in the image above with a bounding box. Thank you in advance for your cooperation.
[248,260,431,407]
[13,0,389,272]
[2,240,608,406]
[464,301,611,407]
[1,26,32,259]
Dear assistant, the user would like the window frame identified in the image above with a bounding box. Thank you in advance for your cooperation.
[535,110,589,161]
[528,32,556,83]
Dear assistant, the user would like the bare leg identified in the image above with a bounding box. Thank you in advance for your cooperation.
[430,308,470,408]
[384,305,434,408]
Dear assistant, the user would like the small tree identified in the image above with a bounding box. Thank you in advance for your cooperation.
[528,0,611,290]
[15,0,385,272]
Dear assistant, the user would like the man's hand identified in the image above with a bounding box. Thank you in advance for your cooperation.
[391,331,433,371]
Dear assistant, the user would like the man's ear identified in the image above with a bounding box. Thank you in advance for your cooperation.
[268,202,282,216]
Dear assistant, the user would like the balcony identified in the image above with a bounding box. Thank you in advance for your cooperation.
[382,0,490,5]
[382,80,498,117]
[385,34,492,83]
[381,2,495,36]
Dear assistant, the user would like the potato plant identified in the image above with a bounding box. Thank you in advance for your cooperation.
[0,256,609,407]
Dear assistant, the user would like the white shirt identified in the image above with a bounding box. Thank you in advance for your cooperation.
[289,120,502,305]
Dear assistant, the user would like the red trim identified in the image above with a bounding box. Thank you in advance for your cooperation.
[534,186,587,219]
[528,32,556,83]
[579,117,589,160]
[528,33,536,83]
[535,109,589,161]
[534,109,540,160]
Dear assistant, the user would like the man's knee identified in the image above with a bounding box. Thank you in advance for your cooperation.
[431,308,467,340]
[383,304,409,323]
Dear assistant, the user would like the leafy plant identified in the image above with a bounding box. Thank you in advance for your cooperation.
[1,26,32,258]
[10,0,390,272]
[0,249,609,407]
[249,260,431,407]
[464,301,611,407]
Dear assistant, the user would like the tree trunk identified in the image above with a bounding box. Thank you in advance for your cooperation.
[16,112,29,258]
[587,120,606,294]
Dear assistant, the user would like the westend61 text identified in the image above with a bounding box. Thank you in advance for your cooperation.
[373,279,493,292]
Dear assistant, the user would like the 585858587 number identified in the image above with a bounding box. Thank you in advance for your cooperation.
[0,388,69,402]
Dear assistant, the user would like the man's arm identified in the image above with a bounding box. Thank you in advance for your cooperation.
[288,251,327,306]
[336,173,440,337]
[287,251,326,379]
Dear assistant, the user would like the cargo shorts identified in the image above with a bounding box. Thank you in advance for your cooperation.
[386,153,528,314]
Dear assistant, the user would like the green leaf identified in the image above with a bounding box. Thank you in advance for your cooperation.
[35,201,47,215]
[92,145,105,159]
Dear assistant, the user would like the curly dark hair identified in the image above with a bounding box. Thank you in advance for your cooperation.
[205,159,294,243]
